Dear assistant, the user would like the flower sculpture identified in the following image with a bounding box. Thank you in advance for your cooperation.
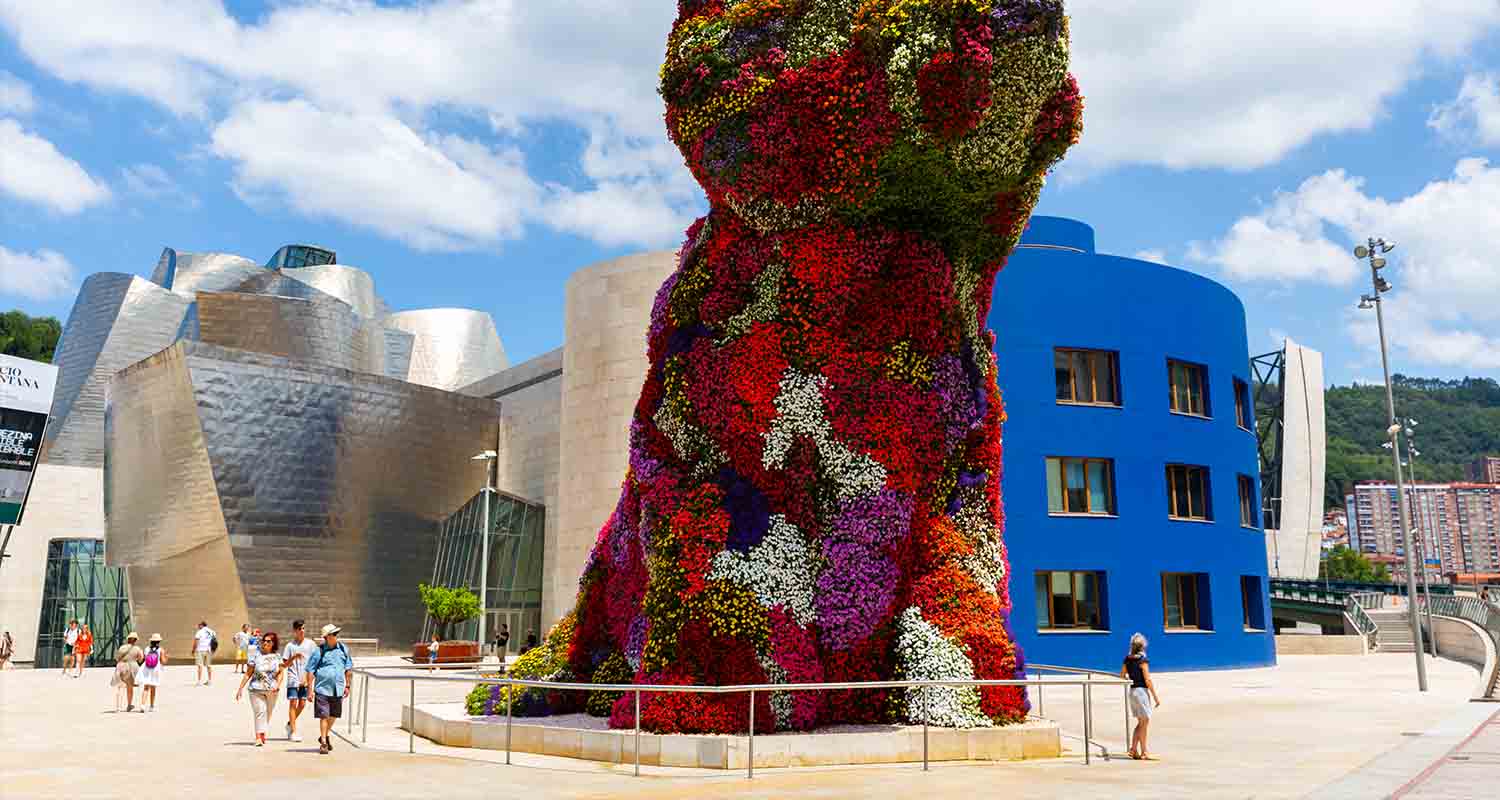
[502,0,1083,734]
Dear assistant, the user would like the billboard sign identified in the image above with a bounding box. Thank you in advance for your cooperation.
[0,354,58,525]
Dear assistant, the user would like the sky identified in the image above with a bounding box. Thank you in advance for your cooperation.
[3,1,1500,385]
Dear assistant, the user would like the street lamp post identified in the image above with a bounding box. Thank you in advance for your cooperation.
[1402,422,1438,657]
[1355,237,1428,692]
[471,449,499,659]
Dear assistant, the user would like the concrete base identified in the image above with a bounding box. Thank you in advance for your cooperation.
[1275,635,1368,656]
[404,703,1061,769]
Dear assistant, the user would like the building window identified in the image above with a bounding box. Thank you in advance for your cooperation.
[1234,378,1252,430]
[1162,572,1212,630]
[1035,571,1107,630]
[1238,474,1258,528]
[1168,359,1208,416]
[33,539,132,669]
[1167,464,1212,521]
[1054,348,1120,406]
[1241,575,1266,630]
[1046,457,1116,515]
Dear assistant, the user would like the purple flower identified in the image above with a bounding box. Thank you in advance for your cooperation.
[816,541,898,650]
[830,488,913,549]
[991,0,1064,39]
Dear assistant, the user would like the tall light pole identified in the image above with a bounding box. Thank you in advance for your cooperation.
[1355,237,1427,692]
[1403,421,1438,657]
[471,449,498,657]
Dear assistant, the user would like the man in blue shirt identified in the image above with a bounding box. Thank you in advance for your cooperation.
[303,623,354,755]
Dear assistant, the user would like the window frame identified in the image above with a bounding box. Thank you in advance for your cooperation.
[1233,378,1252,430]
[1161,572,1209,631]
[1035,570,1109,631]
[1166,464,1213,521]
[1167,358,1210,418]
[1054,348,1122,408]
[1046,456,1117,516]
[1240,575,1267,631]
[1238,474,1259,529]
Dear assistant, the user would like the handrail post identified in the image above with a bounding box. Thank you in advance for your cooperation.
[747,689,756,780]
[1037,676,1044,719]
[408,678,415,754]
[361,674,369,744]
[506,680,513,766]
[1123,684,1129,751]
[1082,682,1092,765]
[633,689,641,777]
[922,684,929,772]
[349,674,356,735]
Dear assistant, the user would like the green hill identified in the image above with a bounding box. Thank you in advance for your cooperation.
[1320,376,1500,509]
[0,310,62,364]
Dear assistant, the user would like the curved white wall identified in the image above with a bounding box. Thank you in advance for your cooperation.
[548,251,677,626]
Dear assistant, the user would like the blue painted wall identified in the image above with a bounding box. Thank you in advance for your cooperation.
[990,216,1275,672]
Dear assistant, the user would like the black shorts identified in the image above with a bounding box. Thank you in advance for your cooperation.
[314,693,343,719]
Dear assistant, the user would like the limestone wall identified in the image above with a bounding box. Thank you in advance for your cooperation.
[550,252,677,627]
[1274,635,1367,656]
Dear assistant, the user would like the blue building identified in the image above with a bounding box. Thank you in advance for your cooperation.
[992,217,1275,671]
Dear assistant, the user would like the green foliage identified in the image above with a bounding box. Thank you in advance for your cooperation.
[0,310,63,363]
[417,583,481,639]
[464,682,490,716]
[1319,546,1391,583]
[1262,375,1500,510]
[586,651,631,717]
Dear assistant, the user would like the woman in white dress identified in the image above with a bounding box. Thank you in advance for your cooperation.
[134,633,168,712]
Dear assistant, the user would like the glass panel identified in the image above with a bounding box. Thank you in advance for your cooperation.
[1074,572,1100,630]
[1095,353,1116,405]
[1170,467,1189,517]
[1074,352,1095,403]
[1054,351,1073,401]
[1188,469,1206,519]
[33,538,132,669]
[1164,574,1182,627]
[1181,576,1199,628]
[1088,461,1111,515]
[1050,571,1076,627]
[1035,573,1051,628]
[1064,460,1088,513]
[1046,458,1064,513]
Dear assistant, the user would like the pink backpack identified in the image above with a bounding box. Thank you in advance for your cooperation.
[144,650,159,669]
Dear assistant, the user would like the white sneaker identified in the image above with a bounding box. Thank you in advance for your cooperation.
[286,722,293,739]
[292,733,303,742]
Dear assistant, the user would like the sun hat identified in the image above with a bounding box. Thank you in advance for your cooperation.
[126,632,139,641]
[149,633,162,643]
[320,624,341,637]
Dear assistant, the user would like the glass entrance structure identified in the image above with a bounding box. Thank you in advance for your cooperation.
[33,539,132,668]
[424,489,545,654]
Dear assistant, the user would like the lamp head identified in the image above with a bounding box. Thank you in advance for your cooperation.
[1371,257,1387,269]
[1354,245,1370,259]
[471,450,498,461]
[1374,277,1392,293]
[1358,296,1375,309]
[1380,241,1396,253]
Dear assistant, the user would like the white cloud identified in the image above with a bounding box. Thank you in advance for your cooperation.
[120,162,199,208]
[0,0,694,250]
[1198,158,1500,369]
[0,69,32,114]
[1068,0,1500,171]
[0,118,110,213]
[1429,73,1500,147]
[0,245,74,300]
[1132,249,1169,265]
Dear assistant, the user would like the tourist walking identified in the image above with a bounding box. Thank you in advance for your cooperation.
[236,631,284,747]
[73,624,94,676]
[61,619,79,676]
[193,621,216,685]
[281,620,318,742]
[0,630,13,670]
[303,623,354,755]
[1121,633,1162,761]
[135,634,168,712]
[494,623,509,661]
[427,633,441,672]
[112,632,144,712]
[234,624,252,674]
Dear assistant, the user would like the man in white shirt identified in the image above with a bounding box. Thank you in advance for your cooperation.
[280,620,319,742]
[193,621,217,685]
[61,620,79,676]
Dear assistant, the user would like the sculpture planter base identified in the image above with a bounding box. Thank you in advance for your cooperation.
[412,640,480,666]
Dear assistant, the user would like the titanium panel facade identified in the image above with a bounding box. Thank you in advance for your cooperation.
[105,342,500,651]
[151,249,266,296]
[43,273,192,469]
[189,290,387,376]
[385,309,508,392]
[282,265,380,319]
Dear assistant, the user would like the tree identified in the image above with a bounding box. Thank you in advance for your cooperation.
[1319,546,1390,583]
[0,310,63,363]
[418,583,481,640]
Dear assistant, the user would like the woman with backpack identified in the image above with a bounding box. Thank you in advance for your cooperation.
[134,634,168,712]
[112,632,144,711]
[236,631,284,747]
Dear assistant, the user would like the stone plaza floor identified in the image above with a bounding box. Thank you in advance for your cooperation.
[0,653,1493,799]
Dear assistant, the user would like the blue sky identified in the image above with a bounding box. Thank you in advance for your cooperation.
[4,2,1500,385]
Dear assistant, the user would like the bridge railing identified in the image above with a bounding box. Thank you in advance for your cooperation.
[1415,594,1500,698]
[1343,595,1380,651]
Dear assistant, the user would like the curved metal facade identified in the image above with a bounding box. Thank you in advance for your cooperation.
[152,249,266,297]
[105,342,500,651]
[990,217,1274,671]
[384,309,508,392]
[282,265,380,319]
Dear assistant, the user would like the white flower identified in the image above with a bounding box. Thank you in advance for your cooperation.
[709,515,820,628]
[894,607,992,728]
[763,370,888,501]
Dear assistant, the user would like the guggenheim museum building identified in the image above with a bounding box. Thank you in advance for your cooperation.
[2,219,1280,673]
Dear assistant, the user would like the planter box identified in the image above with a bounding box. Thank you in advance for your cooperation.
[412,640,480,665]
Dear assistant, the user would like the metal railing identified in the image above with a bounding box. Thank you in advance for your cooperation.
[1344,595,1381,651]
[1270,578,1454,598]
[345,663,1129,777]
[1415,594,1500,698]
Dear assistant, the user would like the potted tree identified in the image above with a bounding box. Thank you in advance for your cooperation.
[414,583,482,665]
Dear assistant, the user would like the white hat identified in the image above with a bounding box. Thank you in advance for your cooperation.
[149,633,163,643]
[320,624,341,637]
